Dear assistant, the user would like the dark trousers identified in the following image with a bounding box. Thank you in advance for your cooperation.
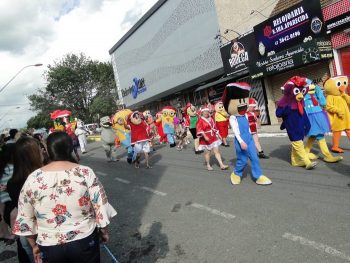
[39,229,100,263]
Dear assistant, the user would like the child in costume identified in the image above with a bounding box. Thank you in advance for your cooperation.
[127,111,152,168]
[155,111,167,144]
[113,109,134,164]
[196,107,228,171]
[74,120,89,154]
[246,98,269,159]
[143,110,157,150]
[222,82,272,185]
[304,79,342,163]
[174,117,187,150]
[161,106,177,148]
[276,76,317,169]
[100,116,118,162]
[184,103,202,154]
[324,76,350,153]
[213,101,230,147]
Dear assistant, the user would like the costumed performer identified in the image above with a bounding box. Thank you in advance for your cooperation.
[99,116,118,162]
[74,120,89,154]
[113,109,134,164]
[324,76,350,153]
[246,98,269,159]
[161,106,176,148]
[127,111,152,168]
[196,107,228,171]
[213,101,230,147]
[304,79,342,162]
[276,76,317,169]
[222,82,272,185]
[155,112,167,144]
[174,117,187,150]
[143,110,157,150]
[184,103,203,154]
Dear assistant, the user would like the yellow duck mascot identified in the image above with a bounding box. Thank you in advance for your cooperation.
[324,76,350,153]
[113,109,133,163]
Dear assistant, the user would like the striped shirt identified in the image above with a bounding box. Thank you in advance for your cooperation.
[0,164,13,203]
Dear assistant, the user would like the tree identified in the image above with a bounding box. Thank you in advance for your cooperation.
[27,112,52,129]
[28,53,118,123]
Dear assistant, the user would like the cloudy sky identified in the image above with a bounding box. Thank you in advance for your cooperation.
[0,0,157,130]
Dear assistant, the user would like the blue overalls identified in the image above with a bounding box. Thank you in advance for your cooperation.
[234,116,263,180]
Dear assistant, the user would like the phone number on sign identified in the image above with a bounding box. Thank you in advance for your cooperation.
[275,31,301,45]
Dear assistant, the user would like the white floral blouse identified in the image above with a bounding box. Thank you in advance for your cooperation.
[13,165,117,246]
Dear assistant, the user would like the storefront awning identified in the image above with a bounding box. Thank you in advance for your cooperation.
[194,75,237,92]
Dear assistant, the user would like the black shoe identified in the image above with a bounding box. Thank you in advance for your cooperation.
[224,144,230,147]
[170,143,176,148]
[258,151,269,159]
[195,150,203,154]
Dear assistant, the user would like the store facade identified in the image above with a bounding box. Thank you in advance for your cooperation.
[109,0,224,113]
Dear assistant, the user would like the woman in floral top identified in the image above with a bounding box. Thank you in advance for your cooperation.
[14,132,117,263]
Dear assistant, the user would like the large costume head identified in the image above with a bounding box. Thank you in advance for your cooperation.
[113,109,132,129]
[324,76,348,96]
[222,82,251,116]
[100,116,112,128]
[214,101,228,117]
[185,103,197,117]
[77,119,84,128]
[161,106,176,125]
[127,111,143,125]
[277,76,308,115]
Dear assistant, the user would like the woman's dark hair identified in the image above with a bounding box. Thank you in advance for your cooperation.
[47,132,76,162]
[12,137,43,183]
[0,143,15,180]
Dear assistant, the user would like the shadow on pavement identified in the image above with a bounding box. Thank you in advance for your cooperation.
[269,144,291,163]
[0,250,16,261]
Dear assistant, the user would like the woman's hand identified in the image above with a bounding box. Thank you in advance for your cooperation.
[33,244,42,263]
[99,228,109,243]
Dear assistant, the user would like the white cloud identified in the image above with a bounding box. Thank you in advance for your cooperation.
[0,0,157,129]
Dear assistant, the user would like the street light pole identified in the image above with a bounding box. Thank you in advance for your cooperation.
[0,63,43,94]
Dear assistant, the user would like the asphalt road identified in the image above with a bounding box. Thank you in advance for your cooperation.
[1,136,349,263]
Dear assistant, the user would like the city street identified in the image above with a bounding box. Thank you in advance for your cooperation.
[1,136,349,263]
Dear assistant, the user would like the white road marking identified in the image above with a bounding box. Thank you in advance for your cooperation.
[96,171,107,177]
[283,232,350,262]
[139,186,167,196]
[114,177,130,184]
[228,133,287,138]
[190,203,236,220]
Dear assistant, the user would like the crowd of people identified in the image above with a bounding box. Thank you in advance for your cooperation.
[0,129,116,263]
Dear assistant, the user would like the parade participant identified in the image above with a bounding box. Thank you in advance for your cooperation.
[127,111,152,168]
[174,117,186,150]
[100,116,118,162]
[184,103,202,154]
[213,101,230,147]
[13,132,116,263]
[143,110,157,150]
[196,107,228,171]
[113,109,133,164]
[155,111,167,144]
[161,106,176,148]
[222,82,272,185]
[276,76,317,169]
[246,98,269,159]
[74,120,89,154]
[304,79,342,163]
[324,76,350,153]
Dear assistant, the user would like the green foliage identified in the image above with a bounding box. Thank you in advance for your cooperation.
[27,112,52,129]
[28,53,118,123]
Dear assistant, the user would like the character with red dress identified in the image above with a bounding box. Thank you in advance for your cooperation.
[213,101,230,147]
[196,107,228,171]
[155,111,167,144]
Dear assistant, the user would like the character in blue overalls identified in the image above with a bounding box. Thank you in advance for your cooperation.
[304,79,343,163]
[222,82,272,185]
[161,106,177,148]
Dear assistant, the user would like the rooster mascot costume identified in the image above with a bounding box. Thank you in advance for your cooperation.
[75,120,89,154]
[184,103,202,154]
[276,76,317,169]
[113,109,133,163]
[304,79,342,162]
[213,101,229,147]
[324,76,350,153]
[100,116,118,162]
[161,106,176,147]
[127,111,152,168]
[222,82,272,185]
[155,111,167,144]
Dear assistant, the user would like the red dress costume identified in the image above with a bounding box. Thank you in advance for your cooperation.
[196,117,222,151]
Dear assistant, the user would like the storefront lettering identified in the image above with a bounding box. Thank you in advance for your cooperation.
[229,52,248,68]
[121,77,147,98]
